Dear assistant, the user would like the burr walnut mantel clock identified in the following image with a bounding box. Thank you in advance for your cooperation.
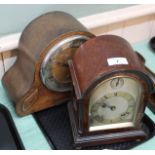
[2,11,94,116]
[68,35,155,147]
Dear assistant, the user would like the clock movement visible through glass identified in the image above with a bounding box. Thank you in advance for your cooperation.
[89,76,144,131]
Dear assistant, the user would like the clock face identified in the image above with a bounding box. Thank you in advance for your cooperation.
[40,35,90,92]
[89,76,144,131]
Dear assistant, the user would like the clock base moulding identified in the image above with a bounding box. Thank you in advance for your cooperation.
[68,102,147,148]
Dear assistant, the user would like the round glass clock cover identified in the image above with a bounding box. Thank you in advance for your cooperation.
[89,76,144,131]
[40,35,89,92]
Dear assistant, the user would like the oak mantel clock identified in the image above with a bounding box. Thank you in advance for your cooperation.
[2,11,94,116]
[68,35,155,147]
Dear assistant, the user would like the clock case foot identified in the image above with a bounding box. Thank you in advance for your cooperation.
[68,102,150,148]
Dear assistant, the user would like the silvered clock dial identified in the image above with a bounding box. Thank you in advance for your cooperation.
[89,77,143,131]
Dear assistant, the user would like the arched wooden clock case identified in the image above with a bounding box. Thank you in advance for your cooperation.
[2,11,94,116]
[68,35,155,147]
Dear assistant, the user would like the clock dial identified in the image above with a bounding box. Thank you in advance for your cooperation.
[40,35,89,92]
[90,92,135,123]
[89,77,143,131]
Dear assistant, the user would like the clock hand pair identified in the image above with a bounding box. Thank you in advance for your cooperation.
[102,103,116,111]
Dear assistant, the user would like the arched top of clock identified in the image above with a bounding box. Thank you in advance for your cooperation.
[69,35,153,98]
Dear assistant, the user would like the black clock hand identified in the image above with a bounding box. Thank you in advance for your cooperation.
[116,78,120,87]
[102,103,107,108]
[110,106,116,111]
[102,103,116,111]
